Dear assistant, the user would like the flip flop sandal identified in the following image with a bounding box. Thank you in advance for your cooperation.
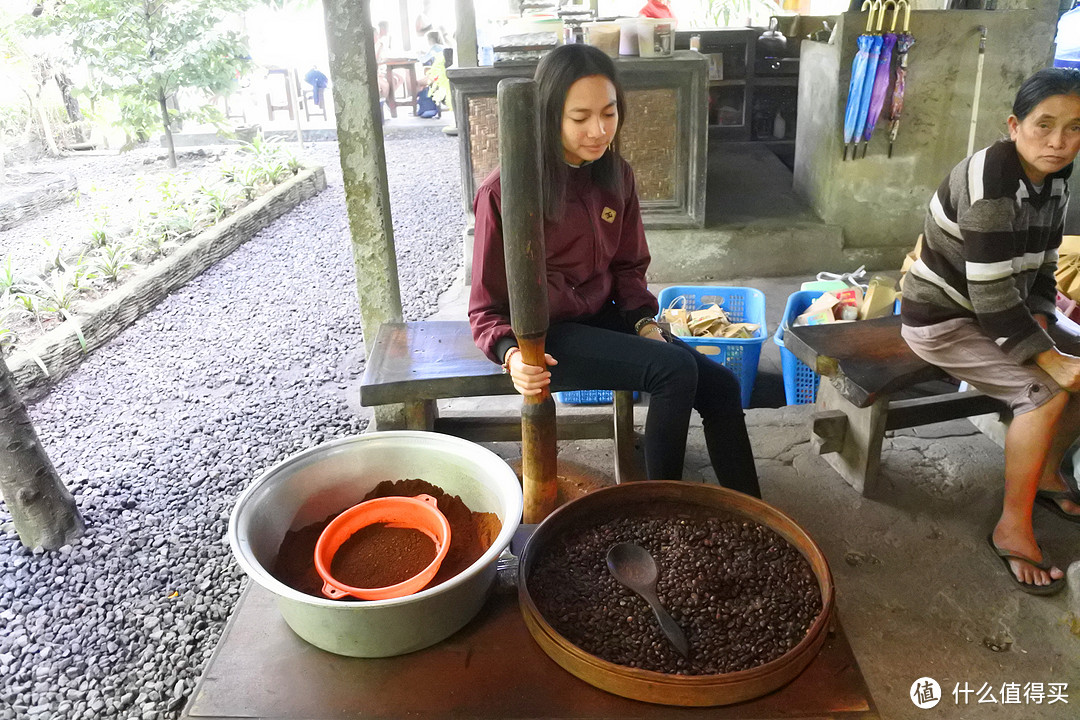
[985,533,1065,596]
[1034,487,1080,524]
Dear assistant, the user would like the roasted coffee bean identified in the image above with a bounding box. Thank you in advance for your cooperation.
[527,504,822,676]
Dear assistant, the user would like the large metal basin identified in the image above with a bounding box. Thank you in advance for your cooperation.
[229,431,523,657]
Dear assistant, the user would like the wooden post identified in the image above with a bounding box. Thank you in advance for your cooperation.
[498,78,557,524]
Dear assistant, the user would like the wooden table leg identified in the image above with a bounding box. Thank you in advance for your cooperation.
[613,391,636,484]
[814,378,888,497]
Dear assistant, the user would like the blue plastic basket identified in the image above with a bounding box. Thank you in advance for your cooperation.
[554,390,639,405]
[772,290,824,406]
[772,290,901,405]
[656,285,768,408]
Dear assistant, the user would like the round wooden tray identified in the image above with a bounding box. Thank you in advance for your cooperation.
[517,481,835,707]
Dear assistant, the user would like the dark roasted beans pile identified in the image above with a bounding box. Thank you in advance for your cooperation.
[527,506,822,675]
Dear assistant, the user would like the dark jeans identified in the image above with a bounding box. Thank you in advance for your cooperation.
[544,309,760,498]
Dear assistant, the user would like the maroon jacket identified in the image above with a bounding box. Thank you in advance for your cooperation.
[469,157,658,363]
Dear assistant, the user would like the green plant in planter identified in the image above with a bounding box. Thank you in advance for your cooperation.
[14,290,47,332]
[0,295,16,353]
[158,204,206,243]
[138,221,177,259]
[157,175,184,206]
[285,153,303,176]
[93,243,134,284]
[64,252,98,292]
[0,256,21,295]
[233,164,262,201]
[255,159,289,186]
[87,213,110,248]
[198,180,237,221]
[38,237,67,274]
[27,270,81,321]
[240,135,283,165]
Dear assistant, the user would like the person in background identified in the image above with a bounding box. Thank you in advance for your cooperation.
[469,44,759,497]
[415,0,434,40]
[415,31,445,119]
[303,66,328,107]
[373,21,398,104]
[639,0,676,20]
[420,30,445,67]
[901,68,1080,595]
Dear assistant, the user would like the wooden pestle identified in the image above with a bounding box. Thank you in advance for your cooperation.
[497,78,557,524]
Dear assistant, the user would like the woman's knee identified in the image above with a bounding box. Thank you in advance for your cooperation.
[646,344,698,396]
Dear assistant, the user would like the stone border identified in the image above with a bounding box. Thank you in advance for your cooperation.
[7,165,328,401]
[0,171,79,232]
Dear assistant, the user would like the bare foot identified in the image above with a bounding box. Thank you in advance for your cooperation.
[991,526,1064,588]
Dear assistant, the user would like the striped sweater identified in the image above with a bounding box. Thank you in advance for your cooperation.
[901,140,1071,363]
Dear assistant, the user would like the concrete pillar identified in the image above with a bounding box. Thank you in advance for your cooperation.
[455,0,478,67]
[322,0,406,428]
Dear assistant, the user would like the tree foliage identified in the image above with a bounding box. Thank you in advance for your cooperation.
[25,0,254,165]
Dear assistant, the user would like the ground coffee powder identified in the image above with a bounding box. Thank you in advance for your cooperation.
[273,478,502,600]
[330,524,437,589]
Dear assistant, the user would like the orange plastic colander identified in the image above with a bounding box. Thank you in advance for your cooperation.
[314,493,451,601]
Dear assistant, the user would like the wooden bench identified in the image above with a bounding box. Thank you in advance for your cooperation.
[359,321,638,483]
[785,315,1010,496]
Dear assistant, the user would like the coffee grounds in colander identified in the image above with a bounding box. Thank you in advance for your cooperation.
[330,523,437,589]
[273,478,501,600]
[527,504,822,675]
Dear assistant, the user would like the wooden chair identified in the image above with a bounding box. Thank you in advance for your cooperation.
[360,321,639,483]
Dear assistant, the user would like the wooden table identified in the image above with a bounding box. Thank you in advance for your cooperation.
[182,581,878,719]
[381,57,419,118]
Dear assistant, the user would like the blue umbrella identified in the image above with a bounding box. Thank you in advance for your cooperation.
[850,28,884,161]
[859,18,898,159]
[842,1,881,161]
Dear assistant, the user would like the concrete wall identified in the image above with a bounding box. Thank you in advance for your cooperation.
[793,8,1057,271]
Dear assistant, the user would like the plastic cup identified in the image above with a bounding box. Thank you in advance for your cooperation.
[618,18,639,56]
[583,22,621,58]
[314,494,452,601]
[637,17,674,58]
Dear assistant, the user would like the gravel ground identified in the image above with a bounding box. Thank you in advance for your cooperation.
[0,126,465,719]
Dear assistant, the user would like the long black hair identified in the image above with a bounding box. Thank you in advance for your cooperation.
[534,44,627,222]
[1012,67,1080,120]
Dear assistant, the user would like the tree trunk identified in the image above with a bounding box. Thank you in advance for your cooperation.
[54,70,83,123]
[0,359,84,550]
[322,0,405,429]
[54,70,85,143]
[159,92,177,169]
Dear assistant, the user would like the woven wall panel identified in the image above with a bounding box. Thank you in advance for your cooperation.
[619,88,677,202]
[469,96,501,190]
[467,88,678,203]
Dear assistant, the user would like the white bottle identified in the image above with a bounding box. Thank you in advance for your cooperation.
[772,111,786,140]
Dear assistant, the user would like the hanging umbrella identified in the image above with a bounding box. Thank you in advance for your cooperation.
[842,1,880,161]
[887,0,914,158]
[858,0,898,159]
[849,1,885,161]
[966,26,988,157]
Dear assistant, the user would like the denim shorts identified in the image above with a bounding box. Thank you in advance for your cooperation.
[901,318,1061,416]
